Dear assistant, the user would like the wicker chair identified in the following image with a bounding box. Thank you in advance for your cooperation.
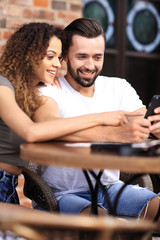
[120,172,154,192]
[22,167,59,212]
[149,174,160,193]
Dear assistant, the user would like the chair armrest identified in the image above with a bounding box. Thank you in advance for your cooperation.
[22,167,59,212]
[150,174,160,193]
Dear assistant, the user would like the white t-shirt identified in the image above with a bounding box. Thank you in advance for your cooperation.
[38,76,144,200]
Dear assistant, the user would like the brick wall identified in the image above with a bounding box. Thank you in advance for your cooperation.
[0,0,82,45]
[0,0,82,75]
[0,0,82,208]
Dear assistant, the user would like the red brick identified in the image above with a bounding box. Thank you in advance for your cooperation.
[2,5,23,17]
[0,0,7,3]
[58,11,81,23]
[51,1,66,10]
[9,0,32,6]
[44,11,55,20]
[23,8,39,18]
[3,30,14,39]
[70,3,82,12]
[7,18,30,29]
[23,8,55,20]
[33,0,49,8]
[0,18,7,28]
[36,10,53,20]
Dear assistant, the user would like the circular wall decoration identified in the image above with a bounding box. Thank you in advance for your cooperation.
[126,2,160,52]
[83,0,115,42]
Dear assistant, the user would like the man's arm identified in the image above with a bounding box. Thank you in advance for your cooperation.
[57,107,150,143]
[57,117,151,143]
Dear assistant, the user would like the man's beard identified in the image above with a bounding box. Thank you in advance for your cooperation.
[67,60,101,88]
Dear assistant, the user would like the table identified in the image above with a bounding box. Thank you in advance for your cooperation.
[0,203,156,240]
[20,141,160,214]
[20,141,160,173]
[19,142,160,238]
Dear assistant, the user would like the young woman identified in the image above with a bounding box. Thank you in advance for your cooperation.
[0,22,131,204]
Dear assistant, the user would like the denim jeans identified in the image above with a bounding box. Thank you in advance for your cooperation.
[34,181,159,218]
[0,169,19,204]
[58,181,158,218]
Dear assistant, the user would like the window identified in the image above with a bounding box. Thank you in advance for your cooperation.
[83,0,160,105]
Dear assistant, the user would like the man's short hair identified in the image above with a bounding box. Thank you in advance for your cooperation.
[63,17,106,57]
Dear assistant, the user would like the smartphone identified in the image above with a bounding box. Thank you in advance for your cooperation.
[145,95,160,118]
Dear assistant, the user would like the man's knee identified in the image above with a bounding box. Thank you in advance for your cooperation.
[80,206,108,216]
[140,196,160,221]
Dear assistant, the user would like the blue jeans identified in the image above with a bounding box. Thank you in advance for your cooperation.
[0,169,19,204]
[34,181,159,218]
[58,181,158,218]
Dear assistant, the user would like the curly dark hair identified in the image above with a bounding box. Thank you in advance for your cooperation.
[0,22,64,117]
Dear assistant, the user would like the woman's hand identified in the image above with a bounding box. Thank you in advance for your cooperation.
[51,76,61,89]
[101,111,144,126]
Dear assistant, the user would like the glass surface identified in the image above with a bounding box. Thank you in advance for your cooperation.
[83,2,108,32]
[126,0,160,53]
[83,0,116,49]
[133,10,158,44]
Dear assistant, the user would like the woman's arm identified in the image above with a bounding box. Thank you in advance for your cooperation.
[33,96,147,143]
[1,86,126,143]
[0,86,146,143]
[0,86,105,142]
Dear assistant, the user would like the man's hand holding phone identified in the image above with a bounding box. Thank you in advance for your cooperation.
[145,95,160,139]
